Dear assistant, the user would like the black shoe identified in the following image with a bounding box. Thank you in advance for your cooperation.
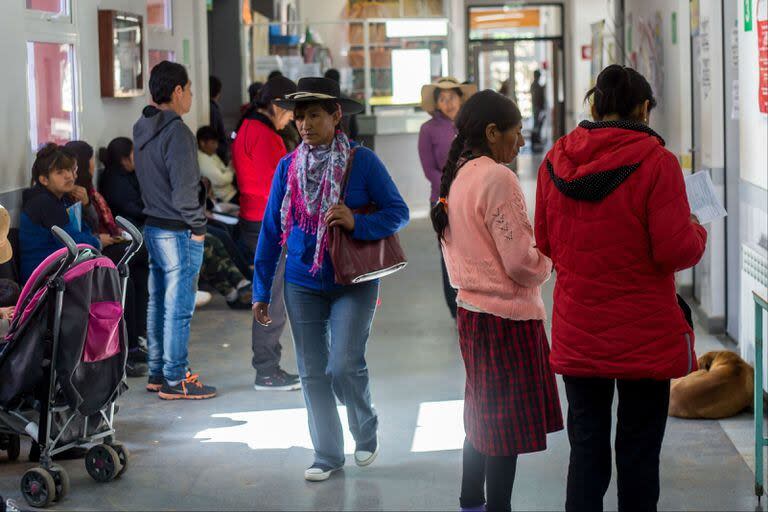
[146,374,163,392]
[128,346,148,364]
[254,368,301,391]
[227,282,253,309]
[126,356,148,378]
[278,368,299,381]
[226,299,253,310]
[158,372,217,400]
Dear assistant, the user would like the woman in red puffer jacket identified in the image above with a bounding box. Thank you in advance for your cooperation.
[535,65,707,512]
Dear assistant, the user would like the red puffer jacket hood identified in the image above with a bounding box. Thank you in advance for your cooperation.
[535,120,707,380]
[546,120,664,200]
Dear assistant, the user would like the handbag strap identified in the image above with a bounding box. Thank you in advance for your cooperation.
[338,147,358,204]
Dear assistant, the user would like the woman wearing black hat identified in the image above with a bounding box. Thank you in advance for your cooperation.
[252,77,409,481]
[232,75,302,391]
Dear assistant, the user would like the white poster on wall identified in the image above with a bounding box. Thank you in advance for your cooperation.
[698,12,725,169]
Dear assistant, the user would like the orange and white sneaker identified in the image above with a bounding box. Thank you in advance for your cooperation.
[158,371,217,400]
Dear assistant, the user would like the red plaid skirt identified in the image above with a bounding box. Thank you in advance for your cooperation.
[458,308,564,456]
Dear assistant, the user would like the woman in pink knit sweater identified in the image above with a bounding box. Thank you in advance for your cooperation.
[431,90,563,512]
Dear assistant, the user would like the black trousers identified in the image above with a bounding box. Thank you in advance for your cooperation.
[460,438,518,512]
[207,222,252,280]
[238,219,287,372]
[563,376,670,512]
[102,242,149,350]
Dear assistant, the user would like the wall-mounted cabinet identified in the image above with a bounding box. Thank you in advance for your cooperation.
[98,10,144,98]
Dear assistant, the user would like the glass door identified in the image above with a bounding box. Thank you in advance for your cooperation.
[474,45,512,93]
[472,39,563,152]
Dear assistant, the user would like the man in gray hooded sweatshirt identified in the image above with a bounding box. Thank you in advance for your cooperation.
[134,60,216,400]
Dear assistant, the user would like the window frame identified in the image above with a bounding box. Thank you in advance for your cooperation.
[23,0,83,157]
[146,0,174,34]
[25,38,80,151]
[25,0,73,25]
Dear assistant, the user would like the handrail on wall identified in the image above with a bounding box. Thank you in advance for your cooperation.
[753,291,768,503]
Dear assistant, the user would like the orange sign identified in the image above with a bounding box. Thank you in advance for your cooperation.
[470,8,541,30]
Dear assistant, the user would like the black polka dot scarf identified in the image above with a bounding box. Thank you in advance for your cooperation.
[578,119,666,146]
[544,120,663,202]
[546,159,641,202]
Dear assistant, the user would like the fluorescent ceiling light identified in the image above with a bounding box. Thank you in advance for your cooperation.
[385,19,448,38]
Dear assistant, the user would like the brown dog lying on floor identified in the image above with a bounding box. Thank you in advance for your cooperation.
[669,351,754,419]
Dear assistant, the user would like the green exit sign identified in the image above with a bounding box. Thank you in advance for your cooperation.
[745,0,753,31]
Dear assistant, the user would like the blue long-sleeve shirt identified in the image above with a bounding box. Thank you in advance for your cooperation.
[20,186,101,282]
[253,144,410,302]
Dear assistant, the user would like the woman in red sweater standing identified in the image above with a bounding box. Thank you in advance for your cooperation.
[232,75,301,390]
[535,65,707,512]
[432,90,562,512]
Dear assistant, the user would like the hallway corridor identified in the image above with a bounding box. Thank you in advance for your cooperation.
[0,157,760,511]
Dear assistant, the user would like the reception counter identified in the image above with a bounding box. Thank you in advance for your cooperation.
[357,109,432,219]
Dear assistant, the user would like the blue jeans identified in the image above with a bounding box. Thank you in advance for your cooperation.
[144,226,204,382]
[284,280,380,468]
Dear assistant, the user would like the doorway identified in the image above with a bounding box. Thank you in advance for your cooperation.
[466,3,566,150]
[470,39,564,148]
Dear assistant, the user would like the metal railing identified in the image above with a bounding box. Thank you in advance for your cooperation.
[754,291,768,502]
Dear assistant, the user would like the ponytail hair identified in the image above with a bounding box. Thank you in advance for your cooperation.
[430,89,522,242]
[99,137,133,171]
[585,64,657,120]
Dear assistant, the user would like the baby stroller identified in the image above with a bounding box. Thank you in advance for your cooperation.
[0,217,142,508]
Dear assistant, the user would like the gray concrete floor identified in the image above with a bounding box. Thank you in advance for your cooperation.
[0,155,764,511]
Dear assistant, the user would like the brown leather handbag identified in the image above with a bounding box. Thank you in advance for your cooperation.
[328,148,407,285]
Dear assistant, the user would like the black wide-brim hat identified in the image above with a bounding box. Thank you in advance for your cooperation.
[274,77,364,115]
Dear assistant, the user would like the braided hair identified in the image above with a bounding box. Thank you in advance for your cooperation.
[430,89,522,241]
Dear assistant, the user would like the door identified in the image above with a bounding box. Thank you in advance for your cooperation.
[472,39,564,149]
[474,44,513,93]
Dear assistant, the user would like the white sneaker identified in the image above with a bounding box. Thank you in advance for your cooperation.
[354,437,379,467]
[195,290,212,308]
[304,464,343,482]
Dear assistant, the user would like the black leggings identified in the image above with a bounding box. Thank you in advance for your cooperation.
[460,438,518,512]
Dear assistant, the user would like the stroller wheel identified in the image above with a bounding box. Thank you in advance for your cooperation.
[48,464,70,501]
[85,444,122,483]
[20,467,56,508]
[108,442,129,478]
[6,435,20,461]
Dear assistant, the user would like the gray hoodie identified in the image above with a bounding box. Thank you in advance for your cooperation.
[133,106,207,235]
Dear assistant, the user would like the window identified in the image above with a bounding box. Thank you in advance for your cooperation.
[147,0,173,30]
[391,49,431,104]
[26,0,68,15]
[148,49,176,72]
[26,42,77,149]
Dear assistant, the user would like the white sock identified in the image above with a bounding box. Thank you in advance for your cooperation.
[225,288,238,302]
[236,279,251,290]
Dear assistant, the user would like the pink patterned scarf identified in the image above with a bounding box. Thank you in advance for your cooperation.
[280,131,351,274]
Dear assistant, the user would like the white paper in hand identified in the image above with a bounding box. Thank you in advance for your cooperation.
[684,171,727,224]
